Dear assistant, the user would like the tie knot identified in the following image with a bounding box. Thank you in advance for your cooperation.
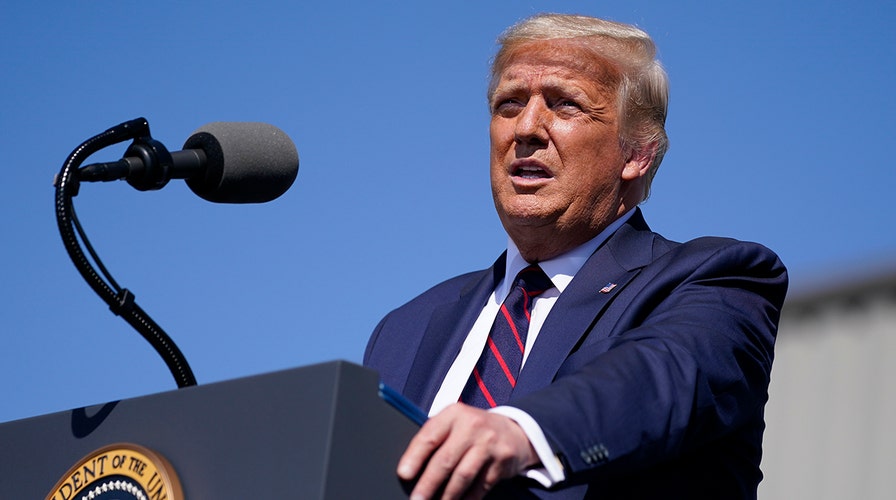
[514,265,553,298]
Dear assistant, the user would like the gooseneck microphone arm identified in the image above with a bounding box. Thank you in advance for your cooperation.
[55,117,197,388]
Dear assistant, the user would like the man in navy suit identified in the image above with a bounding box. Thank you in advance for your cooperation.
[364,13,787,499]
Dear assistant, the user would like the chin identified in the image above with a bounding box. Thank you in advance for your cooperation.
[498,206,556,229]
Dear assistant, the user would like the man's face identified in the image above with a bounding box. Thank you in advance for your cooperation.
[489,39,646,259]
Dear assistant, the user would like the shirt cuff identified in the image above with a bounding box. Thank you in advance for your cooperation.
[490,405,566,487]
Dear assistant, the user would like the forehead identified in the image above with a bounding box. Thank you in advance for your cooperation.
[494,38,621,90]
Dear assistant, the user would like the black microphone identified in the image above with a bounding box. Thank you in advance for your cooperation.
[78,122,299,203]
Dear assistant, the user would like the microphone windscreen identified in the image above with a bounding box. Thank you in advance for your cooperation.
[183,122,299,203]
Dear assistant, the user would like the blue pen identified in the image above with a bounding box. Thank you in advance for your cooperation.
[378,382,428,426]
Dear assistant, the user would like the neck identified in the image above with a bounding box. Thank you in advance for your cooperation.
[509,202,639,262]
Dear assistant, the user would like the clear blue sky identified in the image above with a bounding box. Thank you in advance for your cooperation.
[1,0,894,424]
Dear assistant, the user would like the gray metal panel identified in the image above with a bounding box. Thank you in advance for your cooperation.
[0,361,418,498]
[762,289,896,499]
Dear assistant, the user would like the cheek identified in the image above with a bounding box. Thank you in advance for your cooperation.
[490,119,513,145]
[489,121,516,168]
[547,120,578,136]
[567,131,626,169]
[549,124,610,164]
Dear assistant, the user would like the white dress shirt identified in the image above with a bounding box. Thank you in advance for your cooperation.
[428,209,635,486]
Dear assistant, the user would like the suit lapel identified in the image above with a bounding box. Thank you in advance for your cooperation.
[514,210,659,396]
[403,255,506,409]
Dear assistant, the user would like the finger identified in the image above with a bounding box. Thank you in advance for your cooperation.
[405,406,482,499]
[464,468,500,500]
[442,412,534,499]
[441,436,522,499]
[440,444,492,500]
[473,457,511,500]
[410,443,465,500]
[398,417,451,481]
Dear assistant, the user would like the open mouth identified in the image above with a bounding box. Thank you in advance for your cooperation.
[512,164,552,179]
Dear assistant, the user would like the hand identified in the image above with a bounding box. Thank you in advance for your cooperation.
[397,403,539,500]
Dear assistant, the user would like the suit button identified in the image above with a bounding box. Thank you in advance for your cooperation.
[580,444,609,465]
[580,450,593,464]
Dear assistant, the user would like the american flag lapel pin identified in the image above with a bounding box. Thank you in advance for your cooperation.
[599,283,617,294]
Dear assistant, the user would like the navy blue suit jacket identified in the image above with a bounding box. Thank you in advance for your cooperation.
[364,210,787,499]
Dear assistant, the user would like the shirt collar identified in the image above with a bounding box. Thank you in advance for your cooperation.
[503,208,636,297]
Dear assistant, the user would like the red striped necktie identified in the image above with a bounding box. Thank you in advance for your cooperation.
[460,265,553,408]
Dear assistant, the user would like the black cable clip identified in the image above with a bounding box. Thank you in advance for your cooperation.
[110,288,136,316]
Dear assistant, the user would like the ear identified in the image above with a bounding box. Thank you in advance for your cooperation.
[621,143,656,181]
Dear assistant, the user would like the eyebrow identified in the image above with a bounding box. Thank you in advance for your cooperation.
[492,75,594,101]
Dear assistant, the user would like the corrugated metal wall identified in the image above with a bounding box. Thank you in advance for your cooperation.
[760,286,896,499]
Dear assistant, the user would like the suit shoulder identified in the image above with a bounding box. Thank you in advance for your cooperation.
[674,236,785,270]
[364,267,491,368]
[619,209,782,270]
[399,269,490,309]
[372,267,493,333]
[642,235,788,306]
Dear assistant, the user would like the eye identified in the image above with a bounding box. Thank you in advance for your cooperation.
[555,99,581,110]
[492,98,524,117]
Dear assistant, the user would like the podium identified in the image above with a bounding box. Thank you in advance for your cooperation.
[0,361,419,498]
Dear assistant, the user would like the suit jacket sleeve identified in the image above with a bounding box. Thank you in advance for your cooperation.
[510,236,787,486]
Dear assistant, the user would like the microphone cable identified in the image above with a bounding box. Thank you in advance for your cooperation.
[54,118,197,388]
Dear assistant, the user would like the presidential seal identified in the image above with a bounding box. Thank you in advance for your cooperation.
[47,443,183,500]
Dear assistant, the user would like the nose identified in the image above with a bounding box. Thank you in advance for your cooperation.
[514,98,549,146]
